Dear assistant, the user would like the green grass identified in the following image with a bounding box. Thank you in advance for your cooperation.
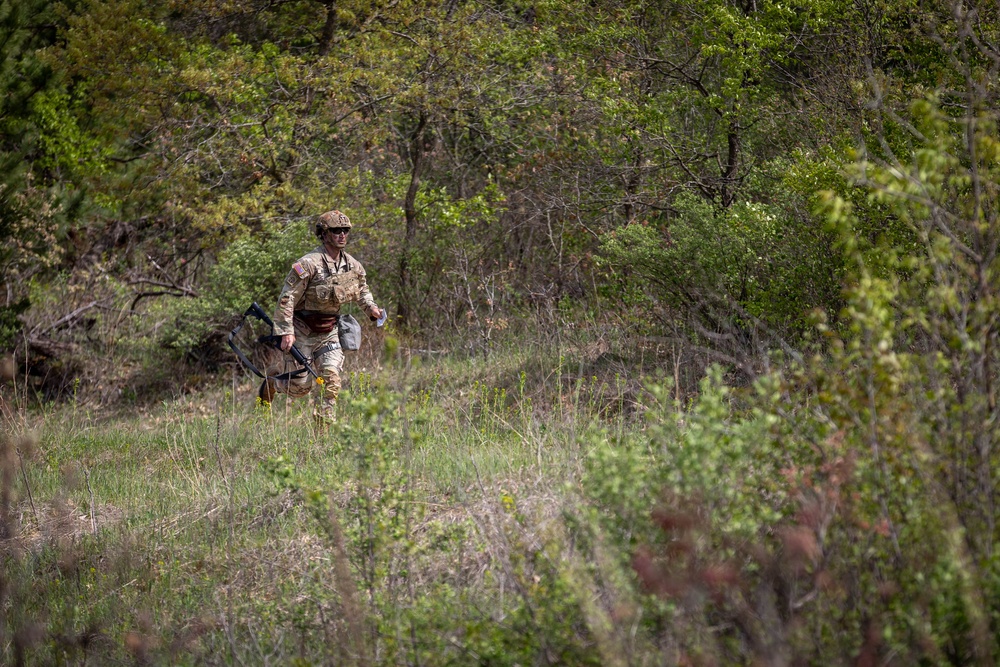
[4,328,996,665]
[1,336,642,665]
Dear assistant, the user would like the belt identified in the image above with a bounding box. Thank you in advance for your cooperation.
[294,310,339,320]
[294,310,339,333]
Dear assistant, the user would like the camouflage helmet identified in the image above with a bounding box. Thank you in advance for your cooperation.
[315,210,352,237]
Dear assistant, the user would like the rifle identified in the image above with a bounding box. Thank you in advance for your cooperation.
[228,302,323,384]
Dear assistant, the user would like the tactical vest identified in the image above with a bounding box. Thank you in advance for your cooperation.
[299,252,362,312]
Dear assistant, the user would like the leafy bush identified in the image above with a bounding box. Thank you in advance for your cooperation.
[570,89,1000,664]
[158,220,313,352]
[600,159,845,347]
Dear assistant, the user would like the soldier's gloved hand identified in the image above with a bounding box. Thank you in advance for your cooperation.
[280,334,296,352]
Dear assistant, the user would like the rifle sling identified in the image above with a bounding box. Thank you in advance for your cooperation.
[228,310,312,381]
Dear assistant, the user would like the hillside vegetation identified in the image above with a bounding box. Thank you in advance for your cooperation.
[3,0,1000,663]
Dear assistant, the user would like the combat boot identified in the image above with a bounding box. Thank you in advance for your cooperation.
[258,377,277,406]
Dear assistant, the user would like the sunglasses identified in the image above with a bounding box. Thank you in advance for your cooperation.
[325,227,350,236]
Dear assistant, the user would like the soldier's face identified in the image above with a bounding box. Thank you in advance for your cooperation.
[322,227,349,251]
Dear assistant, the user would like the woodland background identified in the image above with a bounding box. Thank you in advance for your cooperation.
[1,0,939,393]
[3,0,1000,664]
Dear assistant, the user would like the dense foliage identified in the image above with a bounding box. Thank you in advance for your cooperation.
[3,0,1000,663]
[3,0,880,365]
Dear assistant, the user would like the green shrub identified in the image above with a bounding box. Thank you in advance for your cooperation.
[600,157,846,341]
[159,220,313,351]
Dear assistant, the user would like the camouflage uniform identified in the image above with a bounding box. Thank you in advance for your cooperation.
[267,231,378,423]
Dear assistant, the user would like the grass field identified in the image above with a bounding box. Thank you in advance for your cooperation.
[1,333,660,665]
[6,324,982,666]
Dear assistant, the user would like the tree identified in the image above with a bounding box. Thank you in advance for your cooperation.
[0,0,85,350]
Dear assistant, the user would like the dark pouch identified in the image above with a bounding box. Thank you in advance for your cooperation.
[338,314,362,351]
[297,311,338,333]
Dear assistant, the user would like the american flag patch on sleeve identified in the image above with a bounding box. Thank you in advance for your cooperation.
[292,262,307,278]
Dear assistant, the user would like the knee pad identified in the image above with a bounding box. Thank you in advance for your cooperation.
[322,374,341,400]
[285,378,313,398]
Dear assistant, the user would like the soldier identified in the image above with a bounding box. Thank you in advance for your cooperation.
[259,210,384,424]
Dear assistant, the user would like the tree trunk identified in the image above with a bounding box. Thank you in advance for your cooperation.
[318,0,336,56]
[397,112,429,325]
[721,122,740,208]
